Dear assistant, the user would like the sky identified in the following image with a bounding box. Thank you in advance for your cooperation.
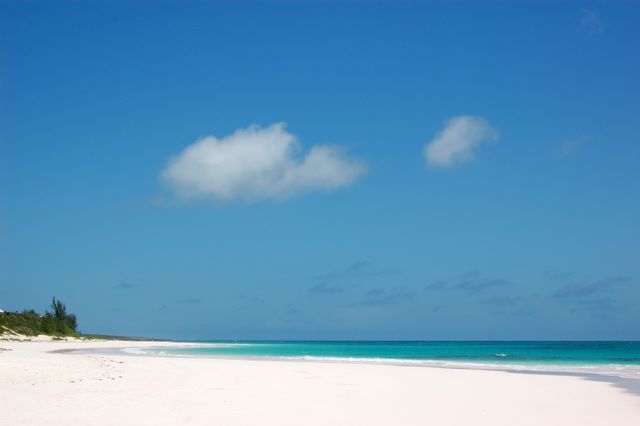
[1,1,639,340]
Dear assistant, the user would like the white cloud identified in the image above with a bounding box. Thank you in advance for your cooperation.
[560,136,589,158]
[161,123,366,201]
[580,9,603,35]
[423,115,499,168]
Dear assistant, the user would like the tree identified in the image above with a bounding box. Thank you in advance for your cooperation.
[66,313,77,331]
[46,297,78,333]
[50,297,67,321]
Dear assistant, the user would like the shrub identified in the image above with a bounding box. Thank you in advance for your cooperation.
[0,297,80,337]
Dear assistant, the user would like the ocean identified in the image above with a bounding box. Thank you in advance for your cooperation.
[136,341,640,378]
[157,341,640,364]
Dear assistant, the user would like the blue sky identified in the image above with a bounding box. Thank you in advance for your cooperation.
[1,1,639,340]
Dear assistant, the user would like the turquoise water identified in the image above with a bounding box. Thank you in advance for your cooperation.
[157,341,640,366]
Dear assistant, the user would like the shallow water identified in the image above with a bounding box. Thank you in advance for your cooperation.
[162,341,640,366]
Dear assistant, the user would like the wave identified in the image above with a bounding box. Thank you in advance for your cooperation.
[233,354,640,380]
[127,342,640,381]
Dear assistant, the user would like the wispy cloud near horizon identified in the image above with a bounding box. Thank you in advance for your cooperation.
[361,286,414,306]
[161,123,366,203]
[309,261,370,294]
[455,278,511,295]
[554,276,631,318]
[554,276,630,300]
[309,261,398,295]
[113,282,138,290]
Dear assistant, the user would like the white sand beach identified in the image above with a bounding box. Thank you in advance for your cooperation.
[1,340,639,426]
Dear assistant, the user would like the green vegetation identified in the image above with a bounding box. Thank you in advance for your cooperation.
[0,297,79,337]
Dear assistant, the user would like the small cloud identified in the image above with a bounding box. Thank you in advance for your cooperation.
[460,269,480,281]
[424,116,499,168]
[560,136,589,158]
[113,282,138,290]
[545,270,573,280]
[277,306,301,324]
[455,278,511,295]
[361,286,414,306]
[424,281,447,291]
[343,260,372,276]
[122,195,170,213]
[580,8,603,35]
[555,276,631,319]
[576,297,614,312]
[480,295,520,307]
[282,306,300,316]
[431,304,445,312]
[161,123,366,203]
[309,261,397,295]
[177,297,204,305]
[554,276,630,299]
[563,296,617,319]
[236,294,265,304]
[480,295,534,316]
[309,282,345,295]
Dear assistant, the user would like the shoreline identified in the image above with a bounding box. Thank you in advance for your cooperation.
[60,341,640,396]
[2,340,640,425]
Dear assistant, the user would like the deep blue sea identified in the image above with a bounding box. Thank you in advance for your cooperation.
[156,341,640,366]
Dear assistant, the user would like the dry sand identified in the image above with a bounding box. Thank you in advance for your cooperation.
[1,340,639,425]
